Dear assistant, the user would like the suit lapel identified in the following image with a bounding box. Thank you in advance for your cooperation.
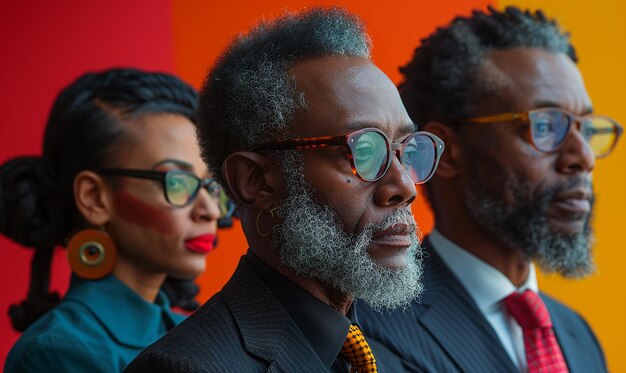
[416,240,518,373]
[542,294,593,373]
[221,257,325,372]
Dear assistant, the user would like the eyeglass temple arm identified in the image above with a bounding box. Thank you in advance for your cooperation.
[252,135,347,151]
[589,127,618,135]
[200,177,220,187]
[596,120,624,137]
[96,168,165,182]
[466,112,529,124]
[571,116,624,136]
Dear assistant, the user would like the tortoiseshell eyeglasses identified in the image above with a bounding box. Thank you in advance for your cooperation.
[253,127,445,184]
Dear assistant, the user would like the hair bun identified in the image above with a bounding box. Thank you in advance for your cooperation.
[0,156,68,248]
[8,291,60,332]
[161,276,200,311]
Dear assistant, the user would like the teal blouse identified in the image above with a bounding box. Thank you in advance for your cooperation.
[5,275,186,372]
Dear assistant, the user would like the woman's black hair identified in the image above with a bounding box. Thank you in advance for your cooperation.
[0,68,202,330]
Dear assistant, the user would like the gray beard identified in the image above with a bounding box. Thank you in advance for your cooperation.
[465,164,595,278]
[272,152,423,311]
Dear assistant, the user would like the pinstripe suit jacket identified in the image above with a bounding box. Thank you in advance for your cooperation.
[125,256,405,373]
[357,238,607,373]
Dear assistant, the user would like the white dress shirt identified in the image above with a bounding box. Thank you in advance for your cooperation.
[429,229,538,372]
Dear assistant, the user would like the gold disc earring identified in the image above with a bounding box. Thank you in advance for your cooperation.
[66,229,117,280]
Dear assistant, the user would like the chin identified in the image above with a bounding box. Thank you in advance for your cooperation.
[373,254,408,271]
[368,242,411,271]
[177,259,207,278]
[548,219,587,237]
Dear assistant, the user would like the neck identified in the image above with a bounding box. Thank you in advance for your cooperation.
[241,207,355,314]
[251,246,354,315]
[435,213,530,288]
[112,257,167,303]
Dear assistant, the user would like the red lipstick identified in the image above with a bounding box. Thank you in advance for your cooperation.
[184,234,216,254]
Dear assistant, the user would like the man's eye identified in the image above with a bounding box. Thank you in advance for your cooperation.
[403,148,418,162]
[355,144,375,160]
[534,120,552,136]
[581,122,596,139]
[583,128,595,140]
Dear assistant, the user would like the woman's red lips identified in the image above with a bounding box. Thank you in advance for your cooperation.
[184,234,216,254]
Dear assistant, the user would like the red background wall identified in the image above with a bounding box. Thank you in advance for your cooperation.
[3,1,623,371]
[0,0,175,365]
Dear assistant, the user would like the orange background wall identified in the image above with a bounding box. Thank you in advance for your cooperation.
[1,1,624,371]
[170,0,491,309]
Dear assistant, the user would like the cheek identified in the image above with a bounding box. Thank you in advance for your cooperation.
[302,152,371,233]
[113,189,181,234]
[312,178,370,234]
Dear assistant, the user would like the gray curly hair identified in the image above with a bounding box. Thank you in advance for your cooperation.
[196,7,371,188]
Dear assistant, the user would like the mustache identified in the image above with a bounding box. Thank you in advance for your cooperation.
[369,208,418,235]
[543,176,594,203]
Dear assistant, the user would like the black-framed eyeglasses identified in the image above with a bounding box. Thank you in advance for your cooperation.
[252,127,445,184]
[96,168,226,211]
[464,107,623,158]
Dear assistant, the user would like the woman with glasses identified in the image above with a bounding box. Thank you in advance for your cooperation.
[2,68,224,372]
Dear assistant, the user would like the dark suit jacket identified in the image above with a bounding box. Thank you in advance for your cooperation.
[126,256,405,372]
[358,238,607,373]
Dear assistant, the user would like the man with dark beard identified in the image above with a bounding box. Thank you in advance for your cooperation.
[126,7,444,373]
[358,6,621,373]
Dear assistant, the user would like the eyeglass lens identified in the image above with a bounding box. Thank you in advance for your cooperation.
[586,117,618,157]
[350,131,390,181]
[402,135,436,183]
[165,171,201,206]
[164,170,225,209]
[348,130,436,183]
[529,110,618,156]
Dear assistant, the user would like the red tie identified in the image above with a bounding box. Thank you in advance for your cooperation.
[504,290,569,373]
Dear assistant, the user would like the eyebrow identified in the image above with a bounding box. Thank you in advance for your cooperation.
[399,123,418,137]
[152,159,195,171]
[345,122,417,138]
[532,100,594,115]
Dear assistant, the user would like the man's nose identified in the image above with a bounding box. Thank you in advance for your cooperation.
[556,122,595,175]
[373,155,417,207]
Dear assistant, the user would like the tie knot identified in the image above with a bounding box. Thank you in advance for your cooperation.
[504,289,553,329]
[341,323,378,372]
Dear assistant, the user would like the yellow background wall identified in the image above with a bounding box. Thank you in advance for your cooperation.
[500,1,626,371]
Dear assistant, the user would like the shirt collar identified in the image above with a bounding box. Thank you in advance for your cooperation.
[247,250,351,369]
[429,229,538,313]
[65,275,181,348]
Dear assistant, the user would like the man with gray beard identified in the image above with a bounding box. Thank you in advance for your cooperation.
[276,152,424,311]
[358,6,621,373]
[127,7,444,373]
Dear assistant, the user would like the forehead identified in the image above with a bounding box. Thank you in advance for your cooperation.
[289,56,414,139]
[478,48,592,114]
[119,113,204,170]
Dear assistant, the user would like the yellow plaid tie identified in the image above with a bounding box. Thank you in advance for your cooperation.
[340,323,378,373]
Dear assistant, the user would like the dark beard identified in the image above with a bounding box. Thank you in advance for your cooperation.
[465,164,595,278]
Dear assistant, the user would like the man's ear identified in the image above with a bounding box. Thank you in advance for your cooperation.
[422,121,462,179]
[73,170,113,227]
[222,152,284,210]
